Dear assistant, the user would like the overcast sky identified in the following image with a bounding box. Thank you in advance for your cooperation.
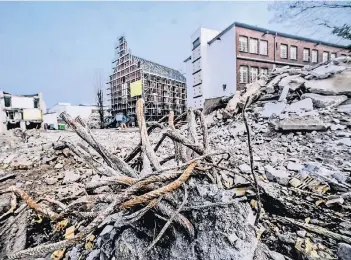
[0,1,348,108]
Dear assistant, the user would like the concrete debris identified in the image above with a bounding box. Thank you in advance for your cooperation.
[264,165,290,186]
[261,102,286,118]
[276,116,327,132]
[284,98,313,114]
[0,57,351,260]
[286,162,304,172]
[301,93,348,108]
[338,243,351,260]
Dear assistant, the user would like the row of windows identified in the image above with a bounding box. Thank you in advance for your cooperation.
[239,36,268,55]
[239,35,343,63]
[280,44,337,62]
[239,66,268,84]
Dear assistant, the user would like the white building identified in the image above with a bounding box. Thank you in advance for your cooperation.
[0,90,46,132]
[184,27,237,109]
[46,103,110,129]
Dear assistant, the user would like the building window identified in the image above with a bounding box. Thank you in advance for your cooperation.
[280,44,288,59]
[290,46,297,60]
[250,67,259,82]
[259,40,268,55]
[249,38,258,54]
[193,37,200,49]
[34,99,39,108]
[331,53,337,59]
[239,66,248,83]
[4,96,11,107]
[311,50,318,63]
[303,48,310,62]
[261,68,268,75]
[323,52,329,62]
[222,84,227,91]
[239,36,248,52]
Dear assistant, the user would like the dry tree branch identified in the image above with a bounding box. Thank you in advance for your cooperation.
[145,185,188,253]
[136,99,162,171]
[242,98,261,226]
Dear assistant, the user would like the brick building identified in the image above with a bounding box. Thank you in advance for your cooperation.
[108,37,186,122]
[184,22,350,109]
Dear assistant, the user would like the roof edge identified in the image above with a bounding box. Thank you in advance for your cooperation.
[207,21,350,49]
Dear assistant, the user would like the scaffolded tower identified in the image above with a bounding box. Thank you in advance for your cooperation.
[108,36,187,122]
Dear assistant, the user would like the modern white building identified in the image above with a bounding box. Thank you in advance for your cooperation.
[0,90,46,132]
[184,27,237,109]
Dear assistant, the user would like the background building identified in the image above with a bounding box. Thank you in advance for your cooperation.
[184,22,350,109]
[108,36,187,122]
[47,103,110,129]
[0,91,46,132]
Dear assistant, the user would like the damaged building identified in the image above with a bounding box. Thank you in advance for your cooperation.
[184,22,350,109]
[108,36,187,122]
[0,91,46,132]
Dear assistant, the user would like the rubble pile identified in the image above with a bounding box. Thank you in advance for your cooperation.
[0,56,350,260]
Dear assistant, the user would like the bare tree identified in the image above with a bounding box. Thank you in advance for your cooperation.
[94,69,105,129]
[97,88,104,129]
[269,1,351,45]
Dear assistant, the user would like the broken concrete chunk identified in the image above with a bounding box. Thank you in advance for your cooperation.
[264,165,290,186]
[286,162,304,172]
[326,197,344,207]
[285,98,313,114]
[311,64,346,78]
[62,170,81,184]
[305,70,351,96]
[278,85,290,102]
[330,124,346,131]
[260,102,286,118]
[239,164,251,174]
[289,177,302,188]
[338,243,351,260]
[336,138,351,147]
[54,163,64,169]
[45,177,58,185]
[276,116,327,132]
[301,93,348,108]
[278,75,305,91]
[338,104,351,114]
[297,230,307,238]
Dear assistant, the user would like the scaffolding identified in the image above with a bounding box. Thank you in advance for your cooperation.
[108,37,186,122]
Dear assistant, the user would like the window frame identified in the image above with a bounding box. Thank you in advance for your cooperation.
[323,51,329,62]
[238,36,248,52]
[4,96,11,107]
[311,50,318,63]
[260,68,269,75]
[303,48,310,62]
[290,46,297,60]
[259,40,268,56]
[239,66,248,84]
[249,38,259,54]
[280,44,288,59]
[250,67,259,83]
[192,37,200,50]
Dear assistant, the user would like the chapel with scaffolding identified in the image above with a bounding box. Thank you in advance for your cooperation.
[107,36,187,122]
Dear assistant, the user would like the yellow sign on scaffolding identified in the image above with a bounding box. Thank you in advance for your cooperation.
[130,80,142,97]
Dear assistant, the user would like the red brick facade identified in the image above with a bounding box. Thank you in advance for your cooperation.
[235,26,349,89]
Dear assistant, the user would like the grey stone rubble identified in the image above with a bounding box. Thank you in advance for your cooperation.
[0,56,351,260]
